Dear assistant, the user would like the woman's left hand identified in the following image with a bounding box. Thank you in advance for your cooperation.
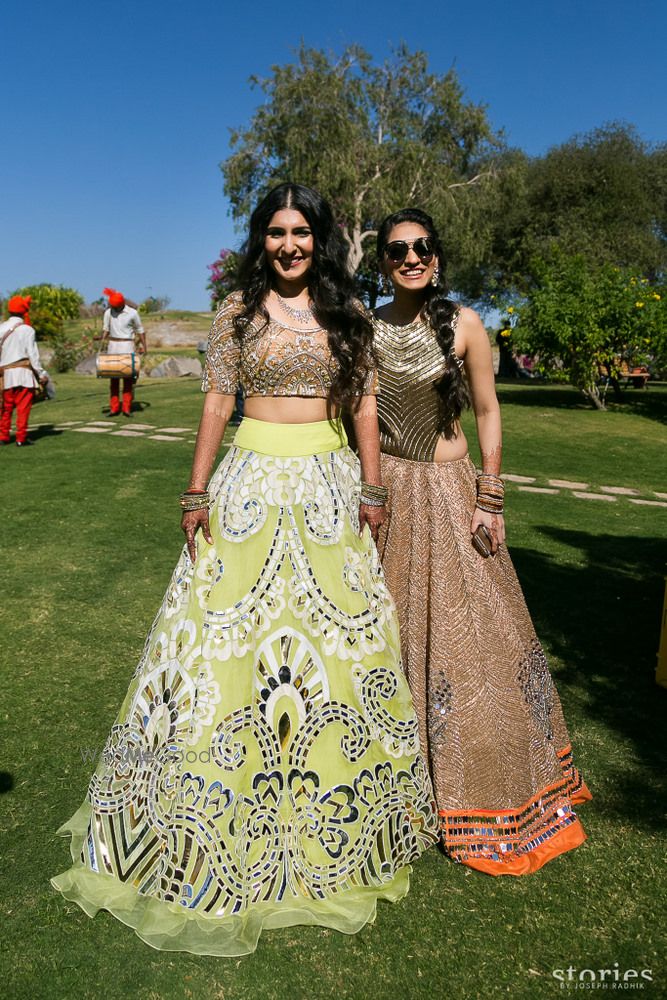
[470,508,505,554]
[359,503,386,543]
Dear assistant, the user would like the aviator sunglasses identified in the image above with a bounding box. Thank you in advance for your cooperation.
[384,237,435,265]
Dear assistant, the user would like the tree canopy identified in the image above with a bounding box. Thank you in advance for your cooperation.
[220,49,666,316]
[8,283,83,320]
[221,44,505,294]
[486,124,667,298]
[509,249,666,408]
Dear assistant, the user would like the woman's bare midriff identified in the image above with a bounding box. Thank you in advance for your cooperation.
[432,422,469,463]
[244,396,338,424]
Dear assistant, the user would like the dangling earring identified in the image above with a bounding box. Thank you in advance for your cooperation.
[431,265,440,287]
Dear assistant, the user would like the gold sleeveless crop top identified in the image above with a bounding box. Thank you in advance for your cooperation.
[202,290,377,397]
[372,310,463,462]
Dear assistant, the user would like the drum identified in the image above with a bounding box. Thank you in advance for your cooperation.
[95,353,141,379]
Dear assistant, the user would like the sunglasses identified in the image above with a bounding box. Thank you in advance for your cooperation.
[384,237,435,265]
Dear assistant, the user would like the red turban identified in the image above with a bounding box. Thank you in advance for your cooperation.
[103,287,125,308]
[8,295,31,325]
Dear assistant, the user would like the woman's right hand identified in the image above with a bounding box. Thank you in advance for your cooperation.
[181,509,213,562]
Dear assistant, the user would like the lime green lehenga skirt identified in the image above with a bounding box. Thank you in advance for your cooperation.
[51,418,438,956]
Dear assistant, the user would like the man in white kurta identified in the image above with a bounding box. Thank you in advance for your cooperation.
[99,288,147,416]
[0,295,49,446]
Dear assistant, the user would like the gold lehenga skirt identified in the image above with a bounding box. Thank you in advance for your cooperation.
[378,452,591,875]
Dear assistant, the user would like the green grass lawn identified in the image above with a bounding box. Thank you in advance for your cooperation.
[2,379,666,1000]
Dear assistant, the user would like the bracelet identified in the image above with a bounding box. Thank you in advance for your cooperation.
[476,475,504,493]
[360,481,389,503]
[476,473,504,514]
[180,498,210,512]
[361,495,386,507]
[179,489,210,511]
[476,500,504,515]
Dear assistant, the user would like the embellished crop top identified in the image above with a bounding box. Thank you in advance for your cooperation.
[201,290,378,397]
[372,310,464,462]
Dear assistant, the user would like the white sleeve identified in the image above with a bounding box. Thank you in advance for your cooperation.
[26,327,47,377]
[132,310,144,334]
[103,308,110,333]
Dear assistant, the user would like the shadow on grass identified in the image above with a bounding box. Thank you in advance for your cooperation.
[99,400,152,416]
[495,381,667,423]
[29,423,63,441]
[0,772,14,794]
[495,382,590,409]
[511,529,667,830]
[606,389,667,425]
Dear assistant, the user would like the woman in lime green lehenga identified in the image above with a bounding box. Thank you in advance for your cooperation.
[51,183,438,956]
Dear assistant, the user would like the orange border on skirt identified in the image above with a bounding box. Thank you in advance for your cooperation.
[438,745,592,876]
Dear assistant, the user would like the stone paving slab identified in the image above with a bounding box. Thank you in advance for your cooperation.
[74,426,113,433]
[110,430,147,437]
[600,486,640,495]
[502,474,536,483]
[156,426,192,434]
[549,479,589,490]
[518,486,560,495]
[629,498,667,508]
[573,491,616,502]
[123,423,156,430]
[148,434,186,442]
[87,421,117,426]
[654,492,667,500]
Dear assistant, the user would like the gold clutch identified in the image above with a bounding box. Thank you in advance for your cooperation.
[472,523,494,558]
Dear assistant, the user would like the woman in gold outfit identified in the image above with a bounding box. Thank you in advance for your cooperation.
[372,208,591,875]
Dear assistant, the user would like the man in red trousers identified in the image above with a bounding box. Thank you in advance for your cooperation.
[98,288,147,416]
[0,295,49,447]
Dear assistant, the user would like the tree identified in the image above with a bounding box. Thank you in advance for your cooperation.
[486,124,667,298]
[512,248,666,409]
[221,44,505,295]
[9,283,83,320]
[139,295,171,314]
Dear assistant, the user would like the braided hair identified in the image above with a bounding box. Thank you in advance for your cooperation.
[376,208,470,439]
[234,183,374,409]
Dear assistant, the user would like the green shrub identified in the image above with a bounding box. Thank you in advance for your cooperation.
[10,283,83,321]
[49,327,95,373]
[139,295,171,314]
[30,306,64,342]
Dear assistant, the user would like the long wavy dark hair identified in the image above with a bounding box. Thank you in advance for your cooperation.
[234,183,374,408]
[377,208,470,439]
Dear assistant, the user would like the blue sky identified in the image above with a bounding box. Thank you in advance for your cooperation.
[2,0,665,310]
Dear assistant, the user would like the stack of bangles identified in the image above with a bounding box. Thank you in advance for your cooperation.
[361,481,389,507]
[179,489,210,512]
[476,474,504,515]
